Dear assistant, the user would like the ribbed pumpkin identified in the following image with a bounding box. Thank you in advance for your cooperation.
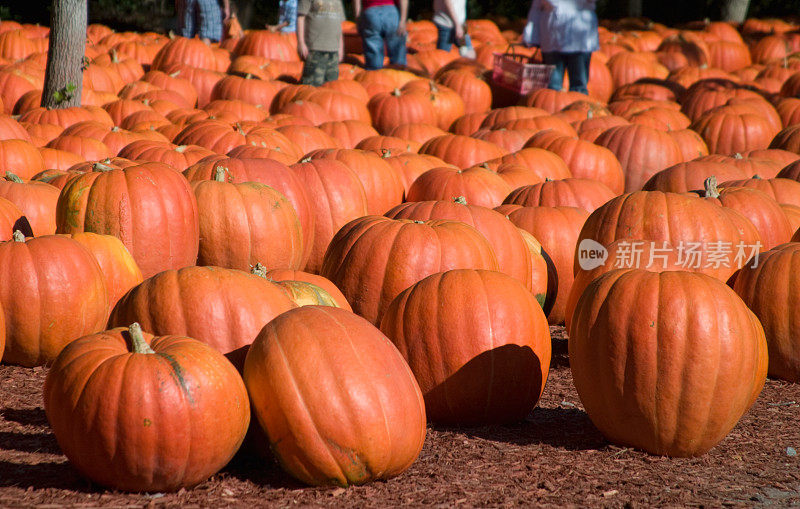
[367,88,438,135]
[593,124,684,192]
[643,160,751,193]
[720,176,800,207]
[524,131,624,194]
[703,177,792,251]
[303,148,404,215]
[56,161,199,279]
[690,105,779,155]
[570,269,767,457]
[577,191,757,283]
[320,216,499,325]
[497,205,589,325]
[108,266,296,369]
[261,268,352,311]
[70,232,143,312]
[0,138,45,180]
[503,178,615,213]
[184,156,314,267]
[734,243,800,381]
[0,232,108,366]
[243,305,426,486]
[290,158,369,273]
[0,171,58,235]
[192,167,303,271]
[406,165,512,208]
[0,196,30,240]
[565,239,690,333]
[380,269,551,425]
[44,323,250,492]
[386,197,535,294]
[418,134,508,169]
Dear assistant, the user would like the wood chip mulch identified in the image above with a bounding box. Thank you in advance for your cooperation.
[1,326,800,507]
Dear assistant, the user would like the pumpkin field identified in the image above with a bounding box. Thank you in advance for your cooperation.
[2,7,800,507]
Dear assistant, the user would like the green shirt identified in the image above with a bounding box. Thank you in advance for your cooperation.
[297,0,344,52]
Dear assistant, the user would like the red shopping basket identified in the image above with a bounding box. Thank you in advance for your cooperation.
[491,49,555,96]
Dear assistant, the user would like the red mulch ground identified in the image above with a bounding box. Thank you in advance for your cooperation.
[2,326,800,507]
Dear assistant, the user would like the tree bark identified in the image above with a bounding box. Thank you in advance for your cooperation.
[41,0,87,109]
[626,0,643,18]
[720,0,750,23]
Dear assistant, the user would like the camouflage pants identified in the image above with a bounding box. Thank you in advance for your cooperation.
[301,51,339,86]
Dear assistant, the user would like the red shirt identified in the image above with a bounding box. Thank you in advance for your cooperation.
[363,0,394,9]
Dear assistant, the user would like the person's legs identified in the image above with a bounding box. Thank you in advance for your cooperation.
[360,7,385,70]
[381,5,406,66]
[301,51,326,86]
[196,0,223,42]
[323,51,339,84]
[435,23,454,51]
[542,51,566,91]
[178,0,197,38]
[565,51,591,94]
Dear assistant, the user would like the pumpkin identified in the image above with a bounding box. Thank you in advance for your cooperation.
[719,176,800,207]
[524,131,624,194]
[56,161,199,279]
[703,177,792,251]
[690,105,780,155]
[261,268,352,311]
[380,269,551,425]
[0,196,30,240]
[318,120,378,149]
[577,190,759,283]
[593,124,684,192]
[0,138,45,180]
[44,323,250,492]
[320,216,499,325]
[70,232,143,312]
[109,266,296,369]
[406,165,512,209]
[367,88,438,135]
[243,305,426,486]
[418,134,507,169]
[290,158,369,273]
[192,167,304,271]
[303,148,404,215]
[734,243,800,381]
[503,178,615,213]
[497,205,589,325]
[0,232,108,366]
[0,171,58,235]
[386,197,536,293]
[570,269,767,457]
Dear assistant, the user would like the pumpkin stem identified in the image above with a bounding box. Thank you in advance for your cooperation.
[704,176,720,198]
[381,148,392,159]
[733,153,743,159]
[93,162,114,172]
[129,323,155,354]
[12,230,25,242]
[175,145,188,153]
[453,196,467,205]
[587,110,594,119]
[4,171,23,183]
[214,166,228,182]
[392,88,402,97]
[169,70,181,78]
[300,156,312,163]
[545,177,553,182]
[251,263,268,278]
[752,174,762,179]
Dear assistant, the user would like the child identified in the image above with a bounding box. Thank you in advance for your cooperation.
[297,0,345,86]
[176,0,230,43]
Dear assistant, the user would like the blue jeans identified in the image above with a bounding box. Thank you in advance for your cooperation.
[177,0,222,42]
[435,23,454,51]
[359,5,407,70]
[542,51,592,94]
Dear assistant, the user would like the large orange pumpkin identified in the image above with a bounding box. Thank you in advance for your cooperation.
[243,305,426,486]
[0,232,108,366]
[55,161,200,279]
[570,269,767,457]
[192,167,304,271]
[0,171,58,235]
[320,216,499,325]
[380,269,551,425]
[70,232,143,312]
[44,324,250,492]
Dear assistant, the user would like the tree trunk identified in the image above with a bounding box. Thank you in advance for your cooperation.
[720,0,750,23]
[41,0,87,109]
[626,0,643,18]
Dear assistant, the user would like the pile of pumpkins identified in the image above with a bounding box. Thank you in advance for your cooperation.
[1,14,800,492]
